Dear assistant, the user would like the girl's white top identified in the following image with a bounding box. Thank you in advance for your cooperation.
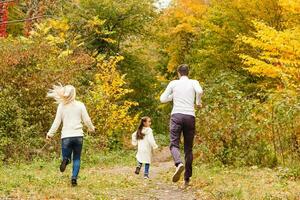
[131,127,158,164]
[47,100,95,139]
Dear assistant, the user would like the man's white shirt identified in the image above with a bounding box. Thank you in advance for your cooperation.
[160,76,203,117]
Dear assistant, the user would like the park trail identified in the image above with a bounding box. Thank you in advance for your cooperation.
[97,147,207,200]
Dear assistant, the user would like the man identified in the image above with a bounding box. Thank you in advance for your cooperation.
[160,64,203,186]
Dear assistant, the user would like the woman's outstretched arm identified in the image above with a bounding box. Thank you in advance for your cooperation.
[47,104,63,137]
[81,104,95,132]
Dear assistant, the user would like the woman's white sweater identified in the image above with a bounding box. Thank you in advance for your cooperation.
[47,100,95,139]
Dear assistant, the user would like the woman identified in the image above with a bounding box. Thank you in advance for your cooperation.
[46,84,95,186]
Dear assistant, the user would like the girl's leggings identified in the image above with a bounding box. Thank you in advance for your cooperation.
[137,162,150,176]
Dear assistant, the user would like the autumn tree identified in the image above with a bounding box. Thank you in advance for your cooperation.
[0,19,94,160]
[85,56,139,148]
[239,0,300,90]
[154,0,207,74]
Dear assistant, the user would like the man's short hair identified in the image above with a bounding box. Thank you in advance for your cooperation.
[177,64,189,76]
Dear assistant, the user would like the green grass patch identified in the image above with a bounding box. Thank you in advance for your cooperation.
[191,164,300,199]
[0,150,138,199]
[1,150,300,199]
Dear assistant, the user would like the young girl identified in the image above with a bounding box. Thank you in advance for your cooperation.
[131,116,158,179]
[46,84,95,186]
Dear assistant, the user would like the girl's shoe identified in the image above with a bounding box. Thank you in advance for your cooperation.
[144,175,149,179]
[71,179,77,187]
[60,158,69,172]
[135,167,141,174]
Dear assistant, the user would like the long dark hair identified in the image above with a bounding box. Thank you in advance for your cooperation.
[136,116,150,140]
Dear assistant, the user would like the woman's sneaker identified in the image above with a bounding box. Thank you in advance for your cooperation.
[71,179,77,187]
[135,166,141,175]
[172,163,184,182]
[60,158,69,172]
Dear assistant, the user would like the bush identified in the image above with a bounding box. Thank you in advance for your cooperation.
[194,71,300,167]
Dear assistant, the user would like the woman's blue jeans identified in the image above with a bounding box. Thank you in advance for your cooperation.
[61,137,83,179]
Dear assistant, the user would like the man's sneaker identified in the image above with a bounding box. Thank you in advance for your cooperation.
[60,158,69,172]
[71,179,77,187]
[184,178,190,188]
[135,166,141,175]
[172,163,184,182]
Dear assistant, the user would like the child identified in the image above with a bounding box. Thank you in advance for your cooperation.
[132,116,158,179]
[46,84,95,186]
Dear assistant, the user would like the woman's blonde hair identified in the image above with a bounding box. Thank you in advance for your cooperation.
[47,84,76,104]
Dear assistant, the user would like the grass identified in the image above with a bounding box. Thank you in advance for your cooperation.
[1,150,300,199]
[191,164,300,200]
[0,150,138,199]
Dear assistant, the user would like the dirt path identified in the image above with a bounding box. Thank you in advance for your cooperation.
[132,161,198,200]
[104,147,203,200]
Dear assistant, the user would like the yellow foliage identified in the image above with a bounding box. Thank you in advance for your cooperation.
[86,56,139,141]
[87,16,106,27]
[30,19,83,54]
[158,0,207,72]
[58,49,73,58]
[279,0,300,14]
[239,19,300,89]
[49,19,70,32]
[279,0,300,28]
[102,38,117,44]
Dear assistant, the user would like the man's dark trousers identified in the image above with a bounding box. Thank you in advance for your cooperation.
[169,113,195,181]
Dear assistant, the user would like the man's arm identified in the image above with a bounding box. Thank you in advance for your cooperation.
[160,81,174,103]
[193,80,203,105]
